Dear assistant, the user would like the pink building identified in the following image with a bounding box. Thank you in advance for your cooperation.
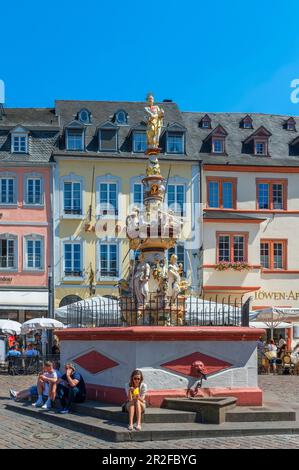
[0,108,59,322]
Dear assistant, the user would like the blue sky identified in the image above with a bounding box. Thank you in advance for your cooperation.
[2,0,299,115]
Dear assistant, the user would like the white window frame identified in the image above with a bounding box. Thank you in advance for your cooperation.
[96,175,121,219]
[0,173,17,205]
[24,173,44,206]
[255,140,266,155]
[0,234,17,271]
[62,239,84,280]
[23,234,44,271]
[212,138,224,153]
[12,133,28,153]
[97,240,120,280]
[66,129,84,151]
[167,182,186,216]
[166,132,184,154]
[60,174,84,219]
[133,131,147,153]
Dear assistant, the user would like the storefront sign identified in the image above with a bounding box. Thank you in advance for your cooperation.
[0,277,12,282]
[255,290,299,301]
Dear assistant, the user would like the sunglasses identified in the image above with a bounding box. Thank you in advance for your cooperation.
[133,377,141,381]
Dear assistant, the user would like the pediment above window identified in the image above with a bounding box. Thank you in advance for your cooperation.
[203,124,228,143]
[10,125,29,134]
[243,126,271,144]
[240,115,253,129]
[65,120,85,130]
[166,122,186,132]
[98,121,119,130]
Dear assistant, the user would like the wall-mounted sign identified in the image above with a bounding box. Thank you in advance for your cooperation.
[254,290,299,301]
[0,277,13,282]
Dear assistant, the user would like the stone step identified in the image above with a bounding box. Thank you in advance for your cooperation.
[225,406,296,423]
[163,397,237,424]
[75,401,199,423]
[6,401,299,443]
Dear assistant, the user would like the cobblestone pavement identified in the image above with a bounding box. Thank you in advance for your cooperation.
[1,374,299,449]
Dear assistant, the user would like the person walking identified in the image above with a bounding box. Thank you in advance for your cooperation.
[125,369,147,431]
[265,339,278,374]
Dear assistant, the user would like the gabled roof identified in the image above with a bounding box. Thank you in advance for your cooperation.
[10,125,30,133]
[203,124,228,142]
[98,121,119,130]
[243,125,272,144]
[64,120,85,130]
[165,122,186,131]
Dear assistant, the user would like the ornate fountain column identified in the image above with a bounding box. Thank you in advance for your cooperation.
[123,94,186,325]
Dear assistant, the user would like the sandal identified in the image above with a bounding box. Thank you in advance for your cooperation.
[135,425,142,431]
[128,425,134,431]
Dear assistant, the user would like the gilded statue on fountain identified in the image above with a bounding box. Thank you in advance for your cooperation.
[144,93,164,150]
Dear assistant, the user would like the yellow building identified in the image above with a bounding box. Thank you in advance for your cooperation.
[53,100,201,308]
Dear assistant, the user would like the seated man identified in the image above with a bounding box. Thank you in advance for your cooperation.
[57,363,86,414]
[6,345,21,359]
[33,361,58,410]
[25,343,39,357]
[9,361,61,403]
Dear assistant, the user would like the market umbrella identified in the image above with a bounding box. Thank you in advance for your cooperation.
[249,307,288,339]
[21,318,65,355]
[0,319,22,335]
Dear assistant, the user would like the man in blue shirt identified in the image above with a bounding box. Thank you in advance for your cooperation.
[57,362,86,414]
[6,345,21,358]
[25,343,39,357]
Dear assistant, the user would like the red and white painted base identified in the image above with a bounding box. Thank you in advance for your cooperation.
[56,326,265,407]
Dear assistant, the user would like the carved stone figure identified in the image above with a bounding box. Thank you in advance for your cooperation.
[144,93,164,149]
[126,206,140,240]
[146,155,161,175]
[167,254,181,304]
[133,254,150,306]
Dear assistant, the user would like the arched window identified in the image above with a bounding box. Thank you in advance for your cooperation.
[78,109,91,124]
[115,110,127,125]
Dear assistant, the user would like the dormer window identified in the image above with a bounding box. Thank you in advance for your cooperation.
[255,141,266,155]
[99,122,118,152]
[212,138,224,153]
[285,117,296,131]
[199,115,211,129]
[78,109,91,124]
[167,133,184,153]
[11,126,29,153]
[202,124,227,155]
[115,110,127,125]
[66,129,84,151]
[133,131,147,153]
[243,126,271,157]
[241,115,253,129]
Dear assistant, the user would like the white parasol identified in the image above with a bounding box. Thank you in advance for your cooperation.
[21,317,65,355]
[0,319,22,335]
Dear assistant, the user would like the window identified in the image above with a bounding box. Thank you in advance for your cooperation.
[12,134,28,153]
[212,139,224,153]
[133,183,143,205]
[255,141,266,155]
[133,132,147,152]
[115,111,127,125]
[217,233,248,263]
[202,120,210,129]
[256,180,287,210]
[243,121,252,129]
[0,178,15,204]
[167,133,184,153]
[26,178,42,205]
[78,109,90,124]
[168,244,185,275]
[64,243,82,277]
[0,237,16,269]
[207,178,236,209]
[260,240,287,270]
[25,237,43,270]
[99,183,118,215]
[167,184,185,216]
[64,182,82,214]
[286,118,296,131]
[99,129,118,151]
[66,130,83,151]
[99,243,118,278]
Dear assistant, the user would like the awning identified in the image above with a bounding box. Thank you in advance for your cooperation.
[0,291,48,310]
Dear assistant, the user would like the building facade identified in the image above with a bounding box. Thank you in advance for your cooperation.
[183,111,299,311]
[0,108,58,321]
[53,100,201,309]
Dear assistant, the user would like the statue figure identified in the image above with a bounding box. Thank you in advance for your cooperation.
[146,155,161,176]
[144,93,164,149]
[167,254,181,304]
[126,206,140,240]
[133,254,150,306]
